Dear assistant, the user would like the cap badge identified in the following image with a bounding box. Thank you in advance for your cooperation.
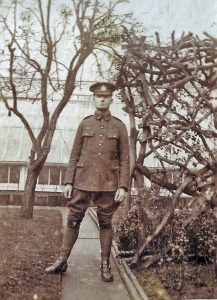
[100,85,107,92]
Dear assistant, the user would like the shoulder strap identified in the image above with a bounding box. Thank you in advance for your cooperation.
[113,116,124,123]
[83,114,93,120]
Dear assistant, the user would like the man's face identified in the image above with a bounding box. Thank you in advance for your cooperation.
[94,94,112,111]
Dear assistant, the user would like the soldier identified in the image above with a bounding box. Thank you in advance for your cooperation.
[46,82,130,282]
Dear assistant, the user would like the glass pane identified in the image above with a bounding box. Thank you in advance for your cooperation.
[9,166,20,183]
[38,166,49,184]
[50,166,60,185]
[0,166,8,183]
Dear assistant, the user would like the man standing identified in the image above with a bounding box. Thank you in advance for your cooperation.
[46,82,130,282]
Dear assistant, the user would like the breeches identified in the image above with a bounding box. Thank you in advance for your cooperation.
[67,188,118,229]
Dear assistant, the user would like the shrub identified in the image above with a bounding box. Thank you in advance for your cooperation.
[116,192,217,263]
[187,209,217,261]
[116,205,139,250]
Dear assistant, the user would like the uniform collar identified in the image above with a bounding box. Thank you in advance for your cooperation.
[94,110,112,121]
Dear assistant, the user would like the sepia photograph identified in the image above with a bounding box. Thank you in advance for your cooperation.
[0,0,217,299]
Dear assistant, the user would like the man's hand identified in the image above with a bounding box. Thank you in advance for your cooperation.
[114,187,127,203]
[64,184,73,199]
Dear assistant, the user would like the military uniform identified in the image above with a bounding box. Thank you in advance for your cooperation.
[65,110,129,191]
[46,82,130,282]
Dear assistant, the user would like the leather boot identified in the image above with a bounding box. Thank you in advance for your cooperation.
[46,225,79,274]
[45,256,68,274]
[100,260,114,282]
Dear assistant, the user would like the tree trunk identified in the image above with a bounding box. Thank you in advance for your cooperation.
[19,166,40,219]
[123,112,137,213]
[124,187,132,213]
[134,169,144,189]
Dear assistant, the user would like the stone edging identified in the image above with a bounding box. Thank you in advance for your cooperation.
[88,207,149,300]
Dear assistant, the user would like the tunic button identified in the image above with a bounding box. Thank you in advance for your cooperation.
[99,144,102,146]
[100,134,103,137]
[101,126,104,129]
[98,153,101,155]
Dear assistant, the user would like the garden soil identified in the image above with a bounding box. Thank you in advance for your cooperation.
[0,207,62,300]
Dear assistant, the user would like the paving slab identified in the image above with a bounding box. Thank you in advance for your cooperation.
[59,208,130,300]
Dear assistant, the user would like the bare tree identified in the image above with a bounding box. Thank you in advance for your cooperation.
[114,30,217,265]
[0,0,131,218]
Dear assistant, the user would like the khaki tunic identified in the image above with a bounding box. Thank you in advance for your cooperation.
[64,110,130,192]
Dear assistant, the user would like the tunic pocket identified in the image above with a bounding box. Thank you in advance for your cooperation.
[107,130,119,139]
[82,126,95,137]
[110,160,119,171]
[82,126,95,149]
[107,128,119,150]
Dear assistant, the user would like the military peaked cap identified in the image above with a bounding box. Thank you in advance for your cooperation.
[89,82,116,95]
